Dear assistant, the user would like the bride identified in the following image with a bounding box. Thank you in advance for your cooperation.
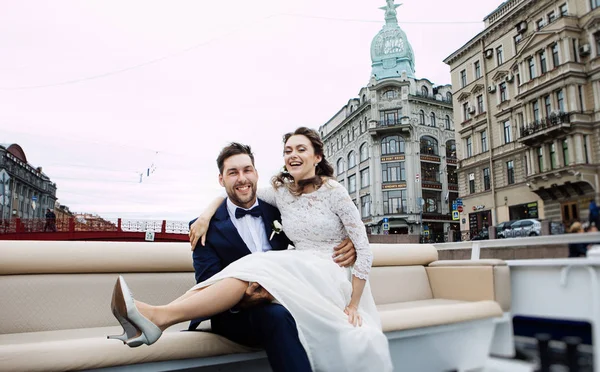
[110,127,393,372]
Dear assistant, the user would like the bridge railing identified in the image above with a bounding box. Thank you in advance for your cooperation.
[0,217,190,235]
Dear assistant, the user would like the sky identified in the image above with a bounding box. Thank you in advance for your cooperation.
[0,0,498,221]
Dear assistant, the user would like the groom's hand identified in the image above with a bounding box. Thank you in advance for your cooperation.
[333,238,356,267]
[238,282,274,309]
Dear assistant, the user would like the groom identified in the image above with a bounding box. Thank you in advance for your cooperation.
[188,142,357,372]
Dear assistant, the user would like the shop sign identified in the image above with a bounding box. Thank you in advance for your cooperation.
[381,155,405,162]
[382,183,406,190]
[472,205,485,211]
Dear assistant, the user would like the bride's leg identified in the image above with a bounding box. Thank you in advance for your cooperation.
[167,287,204,305]
[137,278,248,330]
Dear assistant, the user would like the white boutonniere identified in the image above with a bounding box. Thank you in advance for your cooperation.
[269,220,283,240]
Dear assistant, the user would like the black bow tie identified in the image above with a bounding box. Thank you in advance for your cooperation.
[235,206,261,219]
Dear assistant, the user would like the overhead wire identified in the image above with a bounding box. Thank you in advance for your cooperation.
[0,13,482,91]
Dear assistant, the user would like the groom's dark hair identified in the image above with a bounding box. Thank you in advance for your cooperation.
[217,142,255,174]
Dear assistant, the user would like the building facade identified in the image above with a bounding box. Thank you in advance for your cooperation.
[444,0,600,238]
[319,1,458,241]
[0,143,57,220]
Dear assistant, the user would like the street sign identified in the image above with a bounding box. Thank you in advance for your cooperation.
[452,211,459,221]
[382,223,389,231]
[383,217,389,223]
[457,206,464,213]
[456,198,463,206]
[452,201,457,210]
[32,196,37,202]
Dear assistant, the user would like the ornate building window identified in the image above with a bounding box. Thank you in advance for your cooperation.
[446,140,456,158]
[421,162,440,182]
[380,109,401,126]
[552,44,560,68]
[562,139,569,166]
[361,194,371,218]
[359,142,369,162]
[430,112,436,127]
[481,130,488,152]
[348,174,356,193]
[360,168,370,188]
[506,160,515,184]
[447,165,457,184]
[381,135,405,155]
[383,190,407,214]
[419,110,425,125]
[466,136,473,157]
[421,86,429,97]
[337,158,344,175]
[383,90,397,99]
[381,162,406,183]
[420,136,439,155]
[483,168,491,190]
[445,115,451,130]
[423,190,441,213]
[347,151,356,169]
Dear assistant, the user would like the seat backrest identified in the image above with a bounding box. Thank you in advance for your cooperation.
[368,244,438,305]
[0,241,195,334]
[369,266,433,305]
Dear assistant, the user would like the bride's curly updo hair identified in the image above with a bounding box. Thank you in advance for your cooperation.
[271,127,334,195]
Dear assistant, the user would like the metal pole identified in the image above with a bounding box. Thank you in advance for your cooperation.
[1,172,4,222]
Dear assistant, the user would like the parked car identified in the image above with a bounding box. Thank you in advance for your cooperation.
[504,219,542,238]
[495,220,518,239]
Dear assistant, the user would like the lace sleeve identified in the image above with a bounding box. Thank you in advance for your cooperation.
[257,186,278,207]
[329,184,372,280]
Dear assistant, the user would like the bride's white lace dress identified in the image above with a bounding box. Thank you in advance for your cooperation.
[190,179,393,372]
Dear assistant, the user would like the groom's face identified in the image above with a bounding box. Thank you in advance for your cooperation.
[219,154,258,209]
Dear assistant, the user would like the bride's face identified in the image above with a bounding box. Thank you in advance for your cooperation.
[284,135,322,181]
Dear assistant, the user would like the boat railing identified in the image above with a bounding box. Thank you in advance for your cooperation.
[433,232,600,260]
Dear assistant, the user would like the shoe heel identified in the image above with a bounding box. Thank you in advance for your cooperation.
[125,333,149,348]
[107,333,127,343]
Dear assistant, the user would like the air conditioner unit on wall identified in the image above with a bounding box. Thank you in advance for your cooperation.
[505,73,514,83]
[488,84,496,93]
[516,21,527,33]
[485,49,494,59]
[468,106,476,114]
[579,43,591,56]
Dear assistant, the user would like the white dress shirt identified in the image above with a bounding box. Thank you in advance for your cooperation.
[226,198,272,253]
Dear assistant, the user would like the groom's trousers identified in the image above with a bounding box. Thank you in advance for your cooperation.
[211,303,312,372]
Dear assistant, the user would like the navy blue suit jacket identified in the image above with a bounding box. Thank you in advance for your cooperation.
[188,198,291,330]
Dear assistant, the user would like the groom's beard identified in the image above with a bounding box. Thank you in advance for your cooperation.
[227,182,257,208]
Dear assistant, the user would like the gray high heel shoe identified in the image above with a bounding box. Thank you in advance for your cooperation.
[107,305,138,342]
[112,275,162,347]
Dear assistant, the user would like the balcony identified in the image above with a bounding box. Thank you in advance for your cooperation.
[369,117,412,136]
[410,92,453,106]
[519,112,571,146]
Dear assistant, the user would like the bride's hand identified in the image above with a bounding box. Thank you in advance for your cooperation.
[189,216,210,250]
[344,305,362,327]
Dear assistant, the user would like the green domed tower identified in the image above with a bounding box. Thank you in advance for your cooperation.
[370,0,415,80]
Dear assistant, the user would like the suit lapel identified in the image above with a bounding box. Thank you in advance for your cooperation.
[213,201,252,256]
